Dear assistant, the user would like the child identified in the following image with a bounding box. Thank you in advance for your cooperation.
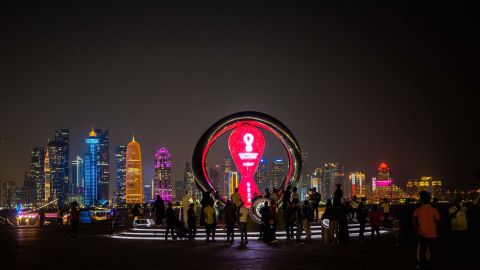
[369,204,381,241]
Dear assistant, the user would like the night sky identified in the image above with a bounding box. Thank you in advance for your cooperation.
[1,1,479,192]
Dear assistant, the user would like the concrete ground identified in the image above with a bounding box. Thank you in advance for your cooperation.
[0,225,470,270]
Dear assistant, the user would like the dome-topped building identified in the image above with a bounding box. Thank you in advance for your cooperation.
[126,136,142,204]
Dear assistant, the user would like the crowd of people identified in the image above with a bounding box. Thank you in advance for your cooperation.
[38,183,480,269]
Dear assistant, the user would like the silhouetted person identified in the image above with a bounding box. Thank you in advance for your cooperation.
[224,200,237,244]
[165,202,176,240]
[292,187,300,202]
[259,201,270,241]
[38,209,45,227]
[293,198,303,241]
[282,186,292,213]
[333,184,343,207]
[70,202,80,240]
[285,201,294,239]
[153,195,165,225]
[57,208,63,226]
[312,187,321,221]
[369,204,381,241]
[187,203,197,240]
[358,197,368,242]
[303,200,313,240]
[338,201,349,244]
[399,198,415,246]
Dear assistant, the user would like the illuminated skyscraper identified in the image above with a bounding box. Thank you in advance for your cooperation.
[30,147,45,205]
[349,172,366,197]
[208,165,221,196]
[96,129,110,203]
[84,129,100,206]
[71,156,84,193]
[2,181,20,208]
[370,163,396,201]
[126,137,143,204]
[228,171,239,197]
[154,148,172,202]
[255,158,269,193]
[44,149,51,203]
[322,163,345,199]
[271,159,286,189]
[83,129,109,206]
[114,145,127,205]
[40,129,70,206]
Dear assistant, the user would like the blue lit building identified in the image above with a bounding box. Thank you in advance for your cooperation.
[84,130,100,206]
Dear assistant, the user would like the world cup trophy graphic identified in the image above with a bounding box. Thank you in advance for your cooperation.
[228,124,265,208]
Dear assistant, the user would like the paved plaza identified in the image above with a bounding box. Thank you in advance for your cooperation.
[0,225,453,270]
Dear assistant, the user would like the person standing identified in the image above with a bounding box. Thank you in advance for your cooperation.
[449,198,469,267]
[182,190,193,222]
[413,191,440,270]
[349,196,359,221]
[357,197,368,242]
[57,208,63,226]
[382,198,390,227]
[70,202,80,240]
[152,195,165,225]
[269,202,278,242]
[399,198,415,247]
[270,188,279,207]
[322,199,336,244]
[259,201,270,241]
[285,201,294,239]
[303,200,313,240]
[369,204,381,241]
[187,203,197,240]
[204,202,217,242]
[312,187,321,222]
[338,201,350,244]
[282,186,292,211]
[224,200,238,244]
[333,184,343,207]
[38,208,45,227]
[231,188,242,208]
[292,187,300,203]
[292,198,303,241]
[238,201,249,245]
[165,202,176,240]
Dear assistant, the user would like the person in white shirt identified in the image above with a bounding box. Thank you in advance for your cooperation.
[238,201,249,244]
[449,198,469,264]
[182,190,193,222]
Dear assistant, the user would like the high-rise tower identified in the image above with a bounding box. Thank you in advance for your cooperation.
[30,147,45,205]
[126,137,142,204]
[84,129,100,206]
[114,145,127,205]
[154,148,172,202]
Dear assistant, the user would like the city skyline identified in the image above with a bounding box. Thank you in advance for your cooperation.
[1,2,479,193]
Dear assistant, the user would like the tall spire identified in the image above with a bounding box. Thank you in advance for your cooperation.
[132,134,135,142]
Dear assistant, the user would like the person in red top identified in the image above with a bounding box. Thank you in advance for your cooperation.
[413,191,440,269]
[369,204,381,241]
[70,201,80,240]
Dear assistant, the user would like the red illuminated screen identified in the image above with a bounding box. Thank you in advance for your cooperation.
[228,124,265,208]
